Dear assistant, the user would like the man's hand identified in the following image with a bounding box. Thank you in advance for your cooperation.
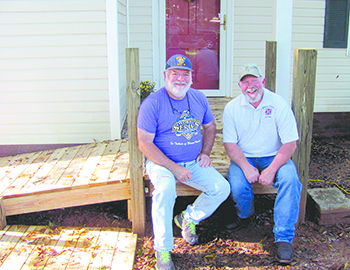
[242,165,260,183]
[258,141,297,186]
[259,167,276,186]
[224,142,260,183]
[138,128,193,182]
[172,164,193,182]
[196,153,212,168]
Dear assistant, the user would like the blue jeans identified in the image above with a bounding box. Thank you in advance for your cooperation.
[146,159,230,252]
[227,156,301,243]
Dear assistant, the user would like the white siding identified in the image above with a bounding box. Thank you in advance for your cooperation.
[0,0,111,145]
[292,0,350,112]
[128,0,153,80]
[232,0,275,97]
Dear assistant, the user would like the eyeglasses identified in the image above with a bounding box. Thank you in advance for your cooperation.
[172,108,191,115]
[167,92,191,115]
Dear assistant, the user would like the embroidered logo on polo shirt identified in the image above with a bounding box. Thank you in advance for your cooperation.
[263,106,274,118]
[172,111,200,140]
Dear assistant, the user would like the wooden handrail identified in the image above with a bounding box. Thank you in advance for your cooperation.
[126,48,146,236]
[292,48,318,223]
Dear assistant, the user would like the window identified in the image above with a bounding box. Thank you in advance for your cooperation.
[323,0,350,48]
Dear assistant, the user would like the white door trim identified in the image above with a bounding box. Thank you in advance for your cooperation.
[219,0,234,98]
[152,0,166,90]
[106,0,121,139]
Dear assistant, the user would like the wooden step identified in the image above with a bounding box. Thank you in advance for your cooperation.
[144,178,276,197]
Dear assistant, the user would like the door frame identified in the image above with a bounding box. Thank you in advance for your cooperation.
[152,0,233,97]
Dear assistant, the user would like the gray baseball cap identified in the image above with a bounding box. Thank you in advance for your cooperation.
[238,63,263,81]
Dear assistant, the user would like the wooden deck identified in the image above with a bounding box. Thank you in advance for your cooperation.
[0,225,137,269]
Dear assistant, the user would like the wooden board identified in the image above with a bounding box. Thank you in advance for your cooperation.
[2,150,56,197]
[3,182,131,216]
[208,97,231,131]
[0,225,137,270]
[89,140,123,186]
[0,152,42,195]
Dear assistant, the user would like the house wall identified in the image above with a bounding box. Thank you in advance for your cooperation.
[0,0,113,147]
[292,0,350,113]
[231,0,350,115]
[231,0,350,137]
[128,0,154,82]
[232,0,275,98]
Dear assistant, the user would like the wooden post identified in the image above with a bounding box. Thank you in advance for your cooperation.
[291,49,317,223]
[265,41,277,92]
[126,48,145,236]
[0,198,7,229]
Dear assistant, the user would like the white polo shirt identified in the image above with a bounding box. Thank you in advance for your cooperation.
[223,88,299,157]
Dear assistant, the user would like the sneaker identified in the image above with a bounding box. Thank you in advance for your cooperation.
[174,211,198,245]
[155,251,175,270]
[275,242,294,264]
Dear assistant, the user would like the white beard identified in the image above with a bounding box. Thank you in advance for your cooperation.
[165,73,192,98]
[244,87,263,103]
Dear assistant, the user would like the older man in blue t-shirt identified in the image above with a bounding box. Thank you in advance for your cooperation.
[137,54,229,270]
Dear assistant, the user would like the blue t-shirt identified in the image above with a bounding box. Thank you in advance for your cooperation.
[137,87,214,163]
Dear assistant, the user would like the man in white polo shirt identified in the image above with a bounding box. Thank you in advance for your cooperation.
[223,63,302,264]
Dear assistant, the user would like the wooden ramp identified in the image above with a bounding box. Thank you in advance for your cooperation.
[0,225,137,269]
[0,140,131,216]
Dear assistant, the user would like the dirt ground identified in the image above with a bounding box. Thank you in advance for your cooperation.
[6,135,350,269]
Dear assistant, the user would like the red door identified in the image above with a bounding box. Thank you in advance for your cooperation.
[166,0,220,90]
